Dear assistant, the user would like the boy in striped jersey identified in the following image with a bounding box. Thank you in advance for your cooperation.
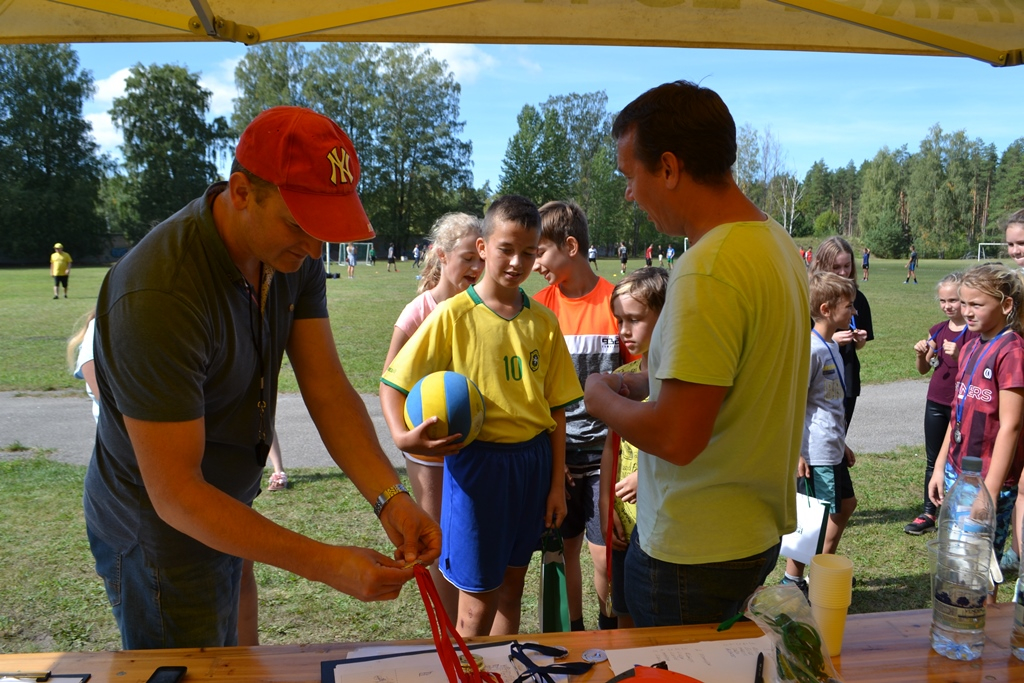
[533,200,637,631]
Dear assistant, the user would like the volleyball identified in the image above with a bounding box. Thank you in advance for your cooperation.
[403,371,486,445]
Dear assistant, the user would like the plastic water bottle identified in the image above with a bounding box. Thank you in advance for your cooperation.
[1012,553,1024,660]
[931,456,995,661]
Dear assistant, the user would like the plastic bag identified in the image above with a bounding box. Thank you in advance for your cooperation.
[745,585,843,683]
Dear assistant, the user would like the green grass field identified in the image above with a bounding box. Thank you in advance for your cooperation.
[0,255,1019,653]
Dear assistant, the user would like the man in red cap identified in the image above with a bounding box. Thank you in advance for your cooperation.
[84,107,440,649]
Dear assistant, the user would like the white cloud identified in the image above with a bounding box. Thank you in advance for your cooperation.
[85,112,122,155]
[425,43,497,84]
[199,56,242,118]
[92,68,131,107]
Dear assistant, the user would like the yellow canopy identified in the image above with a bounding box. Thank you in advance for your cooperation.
[0,0,1020,67]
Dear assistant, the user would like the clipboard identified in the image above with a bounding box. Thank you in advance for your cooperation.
[320,641,513,683]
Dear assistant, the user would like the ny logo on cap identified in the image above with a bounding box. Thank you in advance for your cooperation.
[327,147,354,185]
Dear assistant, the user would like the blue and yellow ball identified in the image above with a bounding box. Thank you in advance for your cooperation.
[404,371,486,445]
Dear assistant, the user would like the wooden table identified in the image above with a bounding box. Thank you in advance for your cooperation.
[3,604,1023,682]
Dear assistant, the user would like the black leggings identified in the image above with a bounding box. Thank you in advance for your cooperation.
[922,399,952,517]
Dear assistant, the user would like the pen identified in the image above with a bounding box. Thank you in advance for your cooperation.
[753,652,764,683]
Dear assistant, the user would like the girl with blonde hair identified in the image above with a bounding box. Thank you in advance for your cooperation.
[380,211,483,619]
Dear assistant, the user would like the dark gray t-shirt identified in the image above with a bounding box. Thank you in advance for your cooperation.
[84,183,328,564]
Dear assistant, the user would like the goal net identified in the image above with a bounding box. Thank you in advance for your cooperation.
[323,242,375,274]
[977,243,1007,260]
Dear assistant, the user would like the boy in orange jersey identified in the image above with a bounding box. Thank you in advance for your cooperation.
[533,200,637,631]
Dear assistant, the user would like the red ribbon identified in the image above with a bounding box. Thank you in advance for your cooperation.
[414,564,503,683]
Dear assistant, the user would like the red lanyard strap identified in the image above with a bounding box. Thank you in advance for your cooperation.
[414,565,503,683]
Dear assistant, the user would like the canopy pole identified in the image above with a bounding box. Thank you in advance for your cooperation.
[772,0,1021,66]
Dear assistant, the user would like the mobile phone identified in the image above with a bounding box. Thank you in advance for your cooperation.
[145,666,187,683]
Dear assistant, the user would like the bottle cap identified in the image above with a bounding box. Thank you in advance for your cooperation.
[963,456,983,473]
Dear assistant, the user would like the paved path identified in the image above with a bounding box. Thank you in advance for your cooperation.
[0,379,929,466]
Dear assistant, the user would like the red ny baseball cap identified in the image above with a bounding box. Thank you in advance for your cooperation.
[235,106,375,243]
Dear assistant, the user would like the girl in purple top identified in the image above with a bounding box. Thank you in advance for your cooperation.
[905,271,978,535]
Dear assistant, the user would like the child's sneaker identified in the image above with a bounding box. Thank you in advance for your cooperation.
[904,514,936,535]
[780,576,809,599]
[1000,547,1020,574]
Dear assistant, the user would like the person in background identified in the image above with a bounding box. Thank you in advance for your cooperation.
[381,211,484,620]
[644,243,653,267]
[928,263,1024,595]
[1001,209,1024,572]
[381,195,580,637]
[346,243,357,279]
[905,244,919,284]
[388,243,399,272]
[861,247,870,282]
[68,309,100,423]
[533,200,635,632]
[905,272,976,536]
[811,237,873,430]
[51,243,72,299]
[588,244,599,270]
[782,272,858,595]
[599,266,668,628]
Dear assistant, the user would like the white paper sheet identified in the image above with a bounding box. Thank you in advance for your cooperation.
[604,636,776,683]
[334,642,567,683]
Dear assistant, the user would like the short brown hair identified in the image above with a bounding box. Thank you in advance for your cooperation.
[230,158,277,205]
[809,272,856,321]
[611,80,736,186]
[611,267,669,315]
[482,195,541,238]
[539,200,590,252]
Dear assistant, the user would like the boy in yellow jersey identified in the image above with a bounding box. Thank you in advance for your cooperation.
[381,195,582,637]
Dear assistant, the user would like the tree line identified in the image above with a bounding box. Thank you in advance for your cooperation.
[2,43,1022,262]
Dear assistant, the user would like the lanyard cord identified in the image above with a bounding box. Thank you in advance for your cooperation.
[413,565,503,683]
[244,265,269,466]
[812,329,846,398]
[928,324,968,345]
[954,327,1009,428]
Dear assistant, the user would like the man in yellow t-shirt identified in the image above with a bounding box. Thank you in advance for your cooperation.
[50,243,72,299]
[584,81,810,627]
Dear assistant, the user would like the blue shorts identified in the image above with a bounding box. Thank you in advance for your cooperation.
[439,433,551,592]
[943,463,1014,561]
[799,462,855,514]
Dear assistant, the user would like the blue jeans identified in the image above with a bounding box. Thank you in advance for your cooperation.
[624,529,780,627]
[87,525,242,649]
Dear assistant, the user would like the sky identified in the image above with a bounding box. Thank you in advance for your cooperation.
[74,42,1024,190]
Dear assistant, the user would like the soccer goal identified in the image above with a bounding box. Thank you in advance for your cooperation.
[977,243,1007,260]
[323,242,375,275]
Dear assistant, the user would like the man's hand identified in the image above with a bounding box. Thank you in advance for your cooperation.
[378,492,442,566]
[316,545,418,601]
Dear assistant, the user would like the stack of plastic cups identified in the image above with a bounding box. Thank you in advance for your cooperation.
[808,554,854,656]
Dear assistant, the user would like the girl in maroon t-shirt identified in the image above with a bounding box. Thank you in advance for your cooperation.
[929,264,1024,568]
[905,272,978,535]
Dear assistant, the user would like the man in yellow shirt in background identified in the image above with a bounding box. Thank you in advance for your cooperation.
[50,242,72,299]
